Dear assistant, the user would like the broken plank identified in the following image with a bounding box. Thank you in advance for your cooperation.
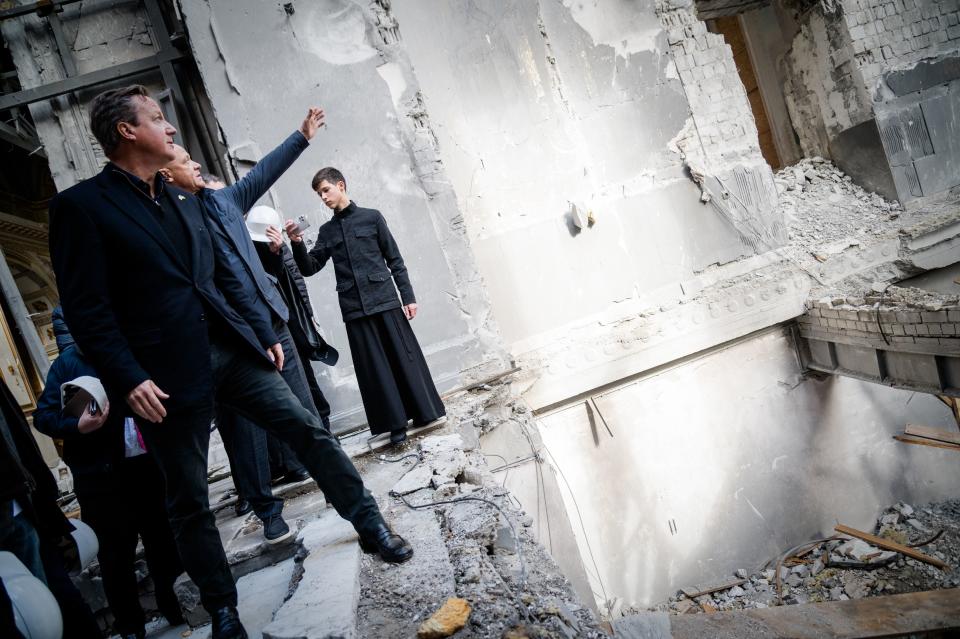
[680,578,746,599]
[834,524,949,570]
[894,434,960,452]
[905,423,960,445]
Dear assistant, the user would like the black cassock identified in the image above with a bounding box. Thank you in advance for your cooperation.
[292,201,445,435]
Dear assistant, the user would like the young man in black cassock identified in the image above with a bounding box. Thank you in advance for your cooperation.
[286,167,444,444]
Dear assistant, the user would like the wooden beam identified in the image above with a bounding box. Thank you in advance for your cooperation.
[905,423,960,446]
[894,434,960,452]
[834,524,949,570]
[680,578,747,599]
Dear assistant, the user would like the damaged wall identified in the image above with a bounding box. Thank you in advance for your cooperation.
[392,0,784,409]
[536,326,960,609]
[179,0,507,429]
[776,0,960,200]
[1,0,162,188]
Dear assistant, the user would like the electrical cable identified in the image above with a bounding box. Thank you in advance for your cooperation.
[380,450,533,622]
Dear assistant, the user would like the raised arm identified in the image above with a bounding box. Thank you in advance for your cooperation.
[219,108,325,216]
[288,224,332,277]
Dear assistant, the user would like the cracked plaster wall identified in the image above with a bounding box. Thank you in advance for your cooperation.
[393,0,783,408]
[179,0,508,430]
[1,0,162,188]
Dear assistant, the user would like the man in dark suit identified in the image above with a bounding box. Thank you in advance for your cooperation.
[48,85,412,639]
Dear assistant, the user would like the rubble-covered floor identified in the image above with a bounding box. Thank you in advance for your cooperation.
[643,498,960,617]
[131,378,604,639]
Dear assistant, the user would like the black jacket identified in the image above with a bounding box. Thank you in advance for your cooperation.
[292,203,414,322]
[49,166,273,415]
[32,308,125,476]
[0,379,73,542]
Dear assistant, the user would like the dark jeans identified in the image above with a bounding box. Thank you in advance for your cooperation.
[217,410,281,518]
[139,334,383,613]
[0,506,45,583]
[75,455,183,636]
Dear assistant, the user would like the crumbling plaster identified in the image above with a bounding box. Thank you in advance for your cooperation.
[179,0,508,430]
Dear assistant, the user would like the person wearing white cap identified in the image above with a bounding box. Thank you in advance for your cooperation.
[34,307,183,638]
[50,86,411,639]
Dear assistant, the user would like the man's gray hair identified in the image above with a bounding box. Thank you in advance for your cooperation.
[89,84,150,156]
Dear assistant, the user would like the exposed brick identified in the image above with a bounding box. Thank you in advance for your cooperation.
[857,310,874,322]
[921,311,948,322]
[905,324,918,335]
[822,309,841,319]
[942,323,957,335]
[891,336,916,344]
[892,324,906,336]
[896,311,922,323]
[879,310,898,323]
[927,324,943,336]
[838,309,860,321]
[916,324,930,335]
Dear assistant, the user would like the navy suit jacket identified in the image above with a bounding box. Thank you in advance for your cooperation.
[201,130,310,341]
[49,166,272,415]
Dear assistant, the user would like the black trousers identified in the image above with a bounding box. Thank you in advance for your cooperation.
[138,333,383,613]
[74,454,182,636]
[219,321,314,494]
[346,308,445,435]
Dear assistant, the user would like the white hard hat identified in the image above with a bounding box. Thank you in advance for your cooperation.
[0,551,64,639]
[246,205,281,242]
[69,519,99,575]
[60,376,107,418]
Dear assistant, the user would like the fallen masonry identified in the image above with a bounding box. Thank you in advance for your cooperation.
[643,499,960,615]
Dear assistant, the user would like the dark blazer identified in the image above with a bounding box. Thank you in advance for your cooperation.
[202,130,311,334]
[291,203,415,322]
[49,166,272,415]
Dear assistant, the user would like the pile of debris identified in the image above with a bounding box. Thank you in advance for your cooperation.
[776,157,904,251]
[649,499,960,615]
[810,285,960,312]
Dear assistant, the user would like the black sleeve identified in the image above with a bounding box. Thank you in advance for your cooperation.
[376,212,415,305]
[291,237,331,277]
[49,195,150,397]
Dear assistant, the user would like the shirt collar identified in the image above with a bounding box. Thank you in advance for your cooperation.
[107,162,165,200]
[334,201,356,218]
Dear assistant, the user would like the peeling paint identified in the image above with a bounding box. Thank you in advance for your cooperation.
[562,0,663,59]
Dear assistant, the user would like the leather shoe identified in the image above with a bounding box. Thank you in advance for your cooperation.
[389,428,407,445]
[359,523,413,563]
[211,606,248,639]
[275,468,311,485]
[234,498,252,517]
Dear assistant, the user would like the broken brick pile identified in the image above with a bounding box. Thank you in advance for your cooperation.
[646,499,960,615]
[798,286,960,352]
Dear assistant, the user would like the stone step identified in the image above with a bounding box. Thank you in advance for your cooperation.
[262,509,362,639]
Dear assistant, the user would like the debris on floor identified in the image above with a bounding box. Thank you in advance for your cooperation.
[417,597,471,639]
[645,499,960,615]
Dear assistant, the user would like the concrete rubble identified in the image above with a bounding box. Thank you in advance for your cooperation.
[643,498,960,615]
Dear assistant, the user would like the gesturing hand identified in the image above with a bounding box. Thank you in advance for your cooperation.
[126,380,169,423]
[298,107,326,141]
[403,303,418,320]
[284,219,304,243]
[266,343,285,371]
[78,399,110,434]
[265,225,283,254]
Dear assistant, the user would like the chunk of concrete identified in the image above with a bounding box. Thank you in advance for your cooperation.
[392,463,434,495]
[611,612,672,639]
[262,511,361,639]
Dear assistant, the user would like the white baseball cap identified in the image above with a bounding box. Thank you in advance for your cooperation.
[246,205,281,242]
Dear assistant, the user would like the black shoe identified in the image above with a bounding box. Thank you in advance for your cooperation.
[359,524,413,563]
[211,606,248,639]
[390,428,407,445]
[263,514,293,545]
[276,468,311,485]
[234,498,252,517]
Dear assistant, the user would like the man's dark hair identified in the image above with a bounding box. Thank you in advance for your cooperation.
[89,84,150,156]
[311,167,346,191]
